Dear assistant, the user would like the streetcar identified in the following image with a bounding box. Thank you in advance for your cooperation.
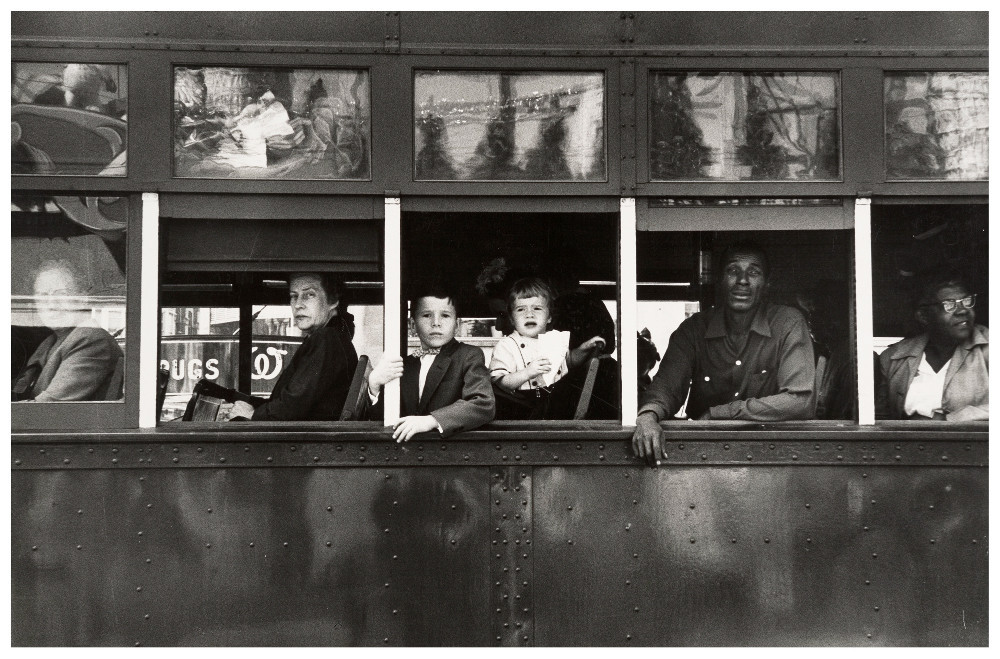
[11,11,988,646]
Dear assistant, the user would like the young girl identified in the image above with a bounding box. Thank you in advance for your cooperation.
[490,277,605,394]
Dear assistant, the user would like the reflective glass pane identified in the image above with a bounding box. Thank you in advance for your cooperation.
[649,71,840,181]
[12,195,127,402]
[174,66,371,180]
[414,71,606,181]
[885,72,988,181]
[12,62,127,176]
[159,307,240,421]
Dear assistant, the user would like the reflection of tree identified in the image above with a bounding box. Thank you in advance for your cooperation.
[649,76,713,179]
[884,76,946,179]
[468,75,523,180]
[523,110,571,180]
[415,113,457,179]
[738,76,839,180]
[736,80,789,179]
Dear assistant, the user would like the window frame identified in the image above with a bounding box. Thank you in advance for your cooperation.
[11,193,144,431]
[397,55,622,197]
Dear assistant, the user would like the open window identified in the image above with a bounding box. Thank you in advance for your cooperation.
[400,210,621,422]
[637,198,855,423]
[871,201,988,422]
[159,216,382,423]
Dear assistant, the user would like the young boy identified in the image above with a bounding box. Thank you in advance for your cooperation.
[490,277,605,394]
[366,286,495,441]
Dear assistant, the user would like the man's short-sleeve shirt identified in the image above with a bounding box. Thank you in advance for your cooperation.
[638,303,816,421]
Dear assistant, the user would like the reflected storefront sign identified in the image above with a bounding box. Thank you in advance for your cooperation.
[158,337,303,419]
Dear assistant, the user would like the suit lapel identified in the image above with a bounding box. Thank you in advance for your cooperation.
[418,341,458,413]
[401,355,420,416]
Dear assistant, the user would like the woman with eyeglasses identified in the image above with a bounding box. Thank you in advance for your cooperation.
[876,271,988,421]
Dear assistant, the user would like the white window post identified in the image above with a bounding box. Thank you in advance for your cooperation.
[854,197,876,425]
[620,197,638,426]
[383,196,402,426]
[138,193,160,428]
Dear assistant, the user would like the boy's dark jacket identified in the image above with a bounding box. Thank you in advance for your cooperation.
[366,339,495,436]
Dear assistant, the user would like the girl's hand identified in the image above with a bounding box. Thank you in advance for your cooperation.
[525,358,551,378]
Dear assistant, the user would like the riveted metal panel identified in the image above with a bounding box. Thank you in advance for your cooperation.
[490,467,534,646]
[11,436,987,470]
[12,466,492,646]
[532,465,987,646]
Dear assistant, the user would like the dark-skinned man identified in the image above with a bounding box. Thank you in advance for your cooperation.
[632,241,816,465]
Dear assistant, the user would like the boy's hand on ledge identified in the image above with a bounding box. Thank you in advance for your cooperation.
[392,415,439,442]
[369,353,404,393]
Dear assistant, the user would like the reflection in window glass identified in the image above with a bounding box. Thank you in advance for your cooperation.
[885,72,988,181]
[871,205,988,421]
[649,72,840,181]
[414,71,606,181]
[12,195,127,402]
[159,307,241,422]
[174,66,371,180]
[636,229,854,421]
[12,62,127,176]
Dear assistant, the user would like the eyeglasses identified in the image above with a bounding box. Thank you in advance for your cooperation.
[920,294,977,314]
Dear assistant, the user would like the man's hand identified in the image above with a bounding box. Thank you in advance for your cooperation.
[392,415,439,442]
[631,411,664,466]
[227,400,255,421]
[578,335,606,353]
[368,353,404,395]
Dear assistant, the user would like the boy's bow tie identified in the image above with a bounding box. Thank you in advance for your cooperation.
[411,347,441,359]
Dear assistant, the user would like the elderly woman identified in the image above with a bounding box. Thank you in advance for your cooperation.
[228,272,358,421]
[877,272,988,421]
[12,260,124,402]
